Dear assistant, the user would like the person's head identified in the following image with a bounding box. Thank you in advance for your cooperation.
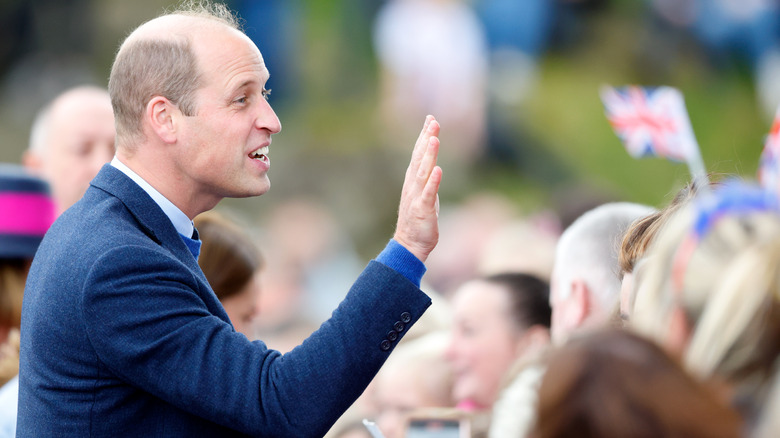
[550,202,653,344]
[109,1,282,218]
[618,181,706,321]
[23,86,115,215]
[195,211,263,337]
[374,331,455,438]
[446,272,551,409]
[534,329,741,438]
[631,182,780,395]
[0,164,55,341]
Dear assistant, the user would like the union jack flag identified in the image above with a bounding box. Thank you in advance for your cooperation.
[600,85,699,163]
[759,106,780,194]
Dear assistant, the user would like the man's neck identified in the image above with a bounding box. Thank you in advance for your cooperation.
[114,151,218,219]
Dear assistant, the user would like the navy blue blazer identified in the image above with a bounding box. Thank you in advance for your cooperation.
[18,165,431,437]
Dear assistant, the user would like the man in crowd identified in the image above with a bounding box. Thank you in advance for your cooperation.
[549,202,653,344]
[23,86,115,216]
[17,2,443,436]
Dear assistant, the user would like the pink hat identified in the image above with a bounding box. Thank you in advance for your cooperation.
[0,163,55,259]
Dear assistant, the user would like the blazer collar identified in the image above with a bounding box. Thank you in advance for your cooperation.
[90,165,203,273]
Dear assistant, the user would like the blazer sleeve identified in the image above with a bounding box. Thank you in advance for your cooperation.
[80,244,431,436]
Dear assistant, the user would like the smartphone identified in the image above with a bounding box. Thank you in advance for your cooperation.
[404,417,470,438]
[362,418,387,438]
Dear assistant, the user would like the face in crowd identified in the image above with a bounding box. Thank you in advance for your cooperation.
[25,87,116,215]
[446,279,527,408]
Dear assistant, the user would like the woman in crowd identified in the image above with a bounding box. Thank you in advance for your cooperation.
[617,181,700,321]
[373,331,456,438]
[446,271,551,435]
[195,211,264,338]
[0,164,55,436]
[533,329,741,438]
[631,181,780,435]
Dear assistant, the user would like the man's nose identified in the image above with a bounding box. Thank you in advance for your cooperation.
[256,100,282,134]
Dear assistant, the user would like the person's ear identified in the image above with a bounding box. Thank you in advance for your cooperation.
[22,150,44,174]
[146,96,179,144]
[571,278,590,327]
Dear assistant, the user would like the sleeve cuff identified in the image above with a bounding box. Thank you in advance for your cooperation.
[374,239,426,288]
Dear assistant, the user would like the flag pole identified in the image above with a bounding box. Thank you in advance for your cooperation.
[686,140,711,195]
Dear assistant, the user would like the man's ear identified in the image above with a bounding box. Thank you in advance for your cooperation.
[570,278,590,327]
[146,96,179,144]
[22,150,44,174]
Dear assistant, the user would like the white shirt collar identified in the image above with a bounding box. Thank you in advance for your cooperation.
[110,157,195,238]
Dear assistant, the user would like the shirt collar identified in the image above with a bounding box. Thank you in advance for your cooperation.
[110,157,195,238]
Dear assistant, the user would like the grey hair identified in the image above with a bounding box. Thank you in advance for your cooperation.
[552,202,654,314]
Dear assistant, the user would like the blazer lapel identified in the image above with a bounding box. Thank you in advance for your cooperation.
[89,165,211,288]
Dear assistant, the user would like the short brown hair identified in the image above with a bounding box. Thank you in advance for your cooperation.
[108,1,241,146]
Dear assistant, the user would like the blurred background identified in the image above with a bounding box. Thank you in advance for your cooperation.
[0,0,775,261]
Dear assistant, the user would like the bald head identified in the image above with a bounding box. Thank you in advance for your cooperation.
[108,2,241,148]
[25,86,115,214]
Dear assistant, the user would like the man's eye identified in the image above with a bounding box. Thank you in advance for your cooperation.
[262,88,272,101]
[235,96,247,104]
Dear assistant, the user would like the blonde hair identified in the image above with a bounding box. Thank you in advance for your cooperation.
[109,1,240,146]
[632,205,780,385]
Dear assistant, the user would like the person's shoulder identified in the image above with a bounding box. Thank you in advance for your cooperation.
[46,191,142,248]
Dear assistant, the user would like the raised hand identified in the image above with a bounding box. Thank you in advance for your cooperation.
[393,115,443,263]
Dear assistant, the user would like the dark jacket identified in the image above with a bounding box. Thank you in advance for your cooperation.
[18,164,430,437]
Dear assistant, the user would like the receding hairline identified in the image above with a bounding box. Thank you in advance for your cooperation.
[29,86,112,153]
[119,13,240,53]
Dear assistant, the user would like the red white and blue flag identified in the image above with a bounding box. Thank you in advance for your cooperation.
[759,106,780,194]
[600,85,700,162]
[600,85,708,185]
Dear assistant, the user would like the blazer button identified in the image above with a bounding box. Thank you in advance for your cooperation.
[387,330,398,342]
[400,312,412,323]
[393,321,405,332]
[380,340,392,351]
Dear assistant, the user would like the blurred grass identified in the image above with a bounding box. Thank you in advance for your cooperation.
[521,5,767,209]
[0,0,773,257]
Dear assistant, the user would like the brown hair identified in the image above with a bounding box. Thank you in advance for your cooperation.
[534,330,741,438]
[108,1,240,146]
[195,211,262,301]
[619,182,699,276]
[483,272,551,330]
[0,260,29,328]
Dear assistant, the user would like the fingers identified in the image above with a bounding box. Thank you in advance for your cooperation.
[393,116,442,262]
[408,116,439,176]
[421,167,443,210]
[416,136,439,185]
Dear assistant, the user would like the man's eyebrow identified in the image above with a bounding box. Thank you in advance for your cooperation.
[231,80,256,92]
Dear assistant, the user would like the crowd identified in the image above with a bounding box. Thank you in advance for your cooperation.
[1,1,780,437]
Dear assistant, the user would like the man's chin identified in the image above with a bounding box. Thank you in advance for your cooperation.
[227,180,270,199]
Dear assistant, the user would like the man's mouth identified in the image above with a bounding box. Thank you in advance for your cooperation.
[250,146,269,162]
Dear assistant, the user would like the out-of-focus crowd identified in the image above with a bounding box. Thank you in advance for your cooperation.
[2,0,780,437]
[2,83,779,438]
